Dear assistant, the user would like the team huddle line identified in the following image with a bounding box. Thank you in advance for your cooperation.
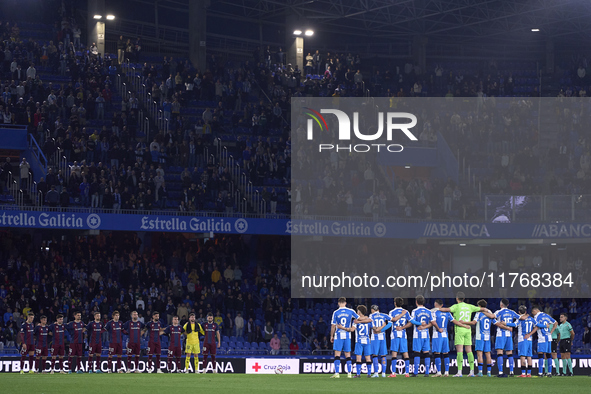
[329,293,575,378]
[18,309,220,374]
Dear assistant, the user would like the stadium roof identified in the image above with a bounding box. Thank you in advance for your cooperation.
[206,0,591,42]
[109,0,591,58]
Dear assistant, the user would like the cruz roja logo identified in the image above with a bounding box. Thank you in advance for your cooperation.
[304,108,418,153]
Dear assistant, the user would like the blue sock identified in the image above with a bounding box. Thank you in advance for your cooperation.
[425,358,430,375]
[372,357,378,374]
[355,362,361,375]
[478,362,483,373]
[547,358,552,374]
[444,357,450,373]
[381,357,387,374]
[508,356,514,373]
[487,364,492,374]
[538,358,544,375]
[391,359,396,375]
[334,358,340,374]
[527,369,531,375]
[435,357,441,373]
[414,357,420,374]
[497,356,503,374]
[346,359,352,374]
[366,361,371,376]
[404,358,409,374]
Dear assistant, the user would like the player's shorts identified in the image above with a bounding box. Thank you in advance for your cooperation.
[21,344,35,355]
[127,342,141,356]
[36,347,49,357]
[537,340,551,354]
[333,338,351,353]
[371,339,387,356]
[203,342,217,356]
[390,337,408,353]
[89,343,102,355]
[69,343,83,357]
[475,339,491,353]
[432,337,450,354]
[454,330,472,346]
[185,343,201,354]
[551,339,558,353]
[109,343,123,356]
[51,345,65,357]
[412,337,430,353]
[147,342,161,356]
[518,341,532,357]
[168,346,182,358]
[559,339,571,353]
[494,335,513,351]
[354,342,372,357]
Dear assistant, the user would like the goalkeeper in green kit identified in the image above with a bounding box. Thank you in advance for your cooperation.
[436,291,492,377]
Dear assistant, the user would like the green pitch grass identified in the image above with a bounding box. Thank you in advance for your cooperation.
[3,374,590,394]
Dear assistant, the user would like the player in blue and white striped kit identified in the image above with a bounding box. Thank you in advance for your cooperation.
[430,300,471,377]
[392,295,433,377]
[337,305,372,378]
[330,297,370,378]
[460,299,510,377]
[528,305,557,377]
[388,297,424,377]
[494,298,520,377]
[369,305,391,378]
[516,305,536,378]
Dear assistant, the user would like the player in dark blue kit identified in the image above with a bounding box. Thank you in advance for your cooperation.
[19,311,36,374]
[144,311,164,373]
[67,311,86,374]
[86,312,105,373]
[123,311,144,373]
[164,316,184,373]
[34,315,50,373]
[48,314,67,374]
[105,311,124,373]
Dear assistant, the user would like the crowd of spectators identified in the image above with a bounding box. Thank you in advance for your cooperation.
[0,230,314,351]
[2,7,591,220]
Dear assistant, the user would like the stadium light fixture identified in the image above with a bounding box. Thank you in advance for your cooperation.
[106,15,115,20]
[293,30,302,35]
[93,15,102,20]
[305,30,314,36]
[531,28,540,32]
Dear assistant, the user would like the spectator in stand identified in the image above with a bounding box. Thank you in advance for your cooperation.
[45,185,59,207]
[280,333,290,355]
[289,338,299,355]
[270,333,280,355]
[264,321,274,342]
[19,158,30,190]
[235,312,244,339]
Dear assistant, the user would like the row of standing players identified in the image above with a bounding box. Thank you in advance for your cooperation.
[329,294,574,378]
[18,310,221,374]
